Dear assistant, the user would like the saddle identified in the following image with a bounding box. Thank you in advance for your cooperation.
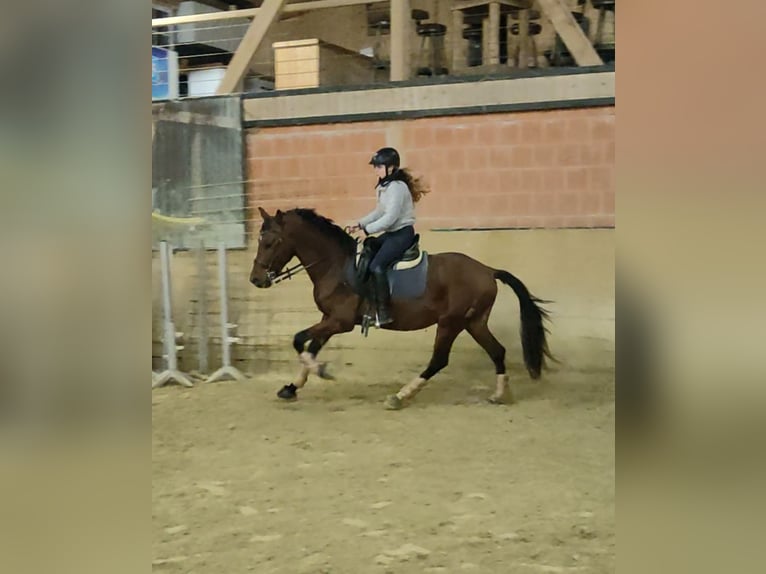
[354,234,423,286]
[347,234,428,335]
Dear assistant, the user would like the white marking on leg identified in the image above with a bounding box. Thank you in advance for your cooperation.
[396,377,427,401]
[300,351,321,373]
[491,374,508,401]
[294,365,310,389]
[490,374,514,404]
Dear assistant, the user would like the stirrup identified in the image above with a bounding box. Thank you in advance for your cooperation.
[361,314,374,337]
[375,312,393,328]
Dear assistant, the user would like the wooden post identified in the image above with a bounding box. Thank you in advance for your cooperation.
[390,0,412,81]
[536,0,602,66]
[452,9,466,72]
[488,1,500,65]
[216,0,288,94]
[518,8,530,69]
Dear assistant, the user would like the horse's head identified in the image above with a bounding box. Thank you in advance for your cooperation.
[250,207,295,288]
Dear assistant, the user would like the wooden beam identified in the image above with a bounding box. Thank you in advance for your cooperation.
[216,0,288,94]
[286,0,382,11]
[390,0,411,82]
[453,0,530,9]
[451,9,466,72]
[536,0,603,66]
[488,2,500,65]
[518,7,530,68]
[152,0,385,27]
[153,8,258,27]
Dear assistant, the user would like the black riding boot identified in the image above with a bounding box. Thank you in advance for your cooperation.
[372,270,393,327]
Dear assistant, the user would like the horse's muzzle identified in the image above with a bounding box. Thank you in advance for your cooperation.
[250,275,272,288]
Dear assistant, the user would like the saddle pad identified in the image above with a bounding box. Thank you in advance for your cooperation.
[393,250,424,271]
[388,252,429,299]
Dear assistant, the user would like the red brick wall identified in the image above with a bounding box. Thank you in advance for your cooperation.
[246,106,614,233]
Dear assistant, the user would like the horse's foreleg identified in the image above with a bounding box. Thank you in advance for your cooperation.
[291,328,326,384]
[298,335,333,380]
[385,319,463,410]
[278,315,353,400]
[290,330,312,389]
[293,314,343,380]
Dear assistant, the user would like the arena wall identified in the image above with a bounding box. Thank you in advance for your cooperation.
[152,104,614,378]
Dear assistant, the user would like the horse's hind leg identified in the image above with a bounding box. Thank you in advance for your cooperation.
[466,314,513,405]
[385,319,463,410]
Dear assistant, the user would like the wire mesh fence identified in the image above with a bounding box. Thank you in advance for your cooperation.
[152,96,248,250]
[152,94,253,381]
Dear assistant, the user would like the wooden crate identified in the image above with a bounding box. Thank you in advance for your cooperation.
[273,38,375,90]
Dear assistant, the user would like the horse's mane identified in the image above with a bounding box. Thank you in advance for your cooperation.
[290,208,357,255]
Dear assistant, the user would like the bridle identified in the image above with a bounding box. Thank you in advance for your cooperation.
[254,235,295,285]
[256,227,362,285]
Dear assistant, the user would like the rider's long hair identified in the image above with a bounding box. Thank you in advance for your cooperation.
[387,168,431,203]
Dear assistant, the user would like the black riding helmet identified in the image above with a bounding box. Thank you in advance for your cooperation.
[369,147,400,173]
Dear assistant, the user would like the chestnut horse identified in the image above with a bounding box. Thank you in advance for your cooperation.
[249,207,553,409]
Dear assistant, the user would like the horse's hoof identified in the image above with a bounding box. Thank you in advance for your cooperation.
[277,384,298,400]
[316,363,335,381]
[384,395,404,410]
[488,394,515,405]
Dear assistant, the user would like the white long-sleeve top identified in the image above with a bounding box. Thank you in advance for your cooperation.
[358,180,415,235]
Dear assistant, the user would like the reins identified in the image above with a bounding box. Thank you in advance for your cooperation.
[266,228,361,285]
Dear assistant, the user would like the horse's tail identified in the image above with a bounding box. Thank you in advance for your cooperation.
[494,269,555,379]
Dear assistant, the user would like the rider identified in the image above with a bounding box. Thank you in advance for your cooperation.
[350,147,430,327]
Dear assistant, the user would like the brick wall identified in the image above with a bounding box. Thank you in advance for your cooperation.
[246,106,614,232]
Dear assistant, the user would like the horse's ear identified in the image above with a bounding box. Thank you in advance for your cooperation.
[275,209,284,224]
[258,206,271,221]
